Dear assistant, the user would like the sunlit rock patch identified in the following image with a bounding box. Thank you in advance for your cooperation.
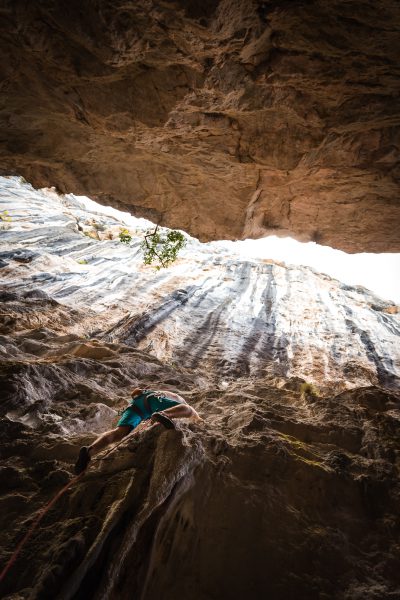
[1,177,399,390]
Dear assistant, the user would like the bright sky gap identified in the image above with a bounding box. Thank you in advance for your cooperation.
[72,190,400,304]
[1,176,398,304]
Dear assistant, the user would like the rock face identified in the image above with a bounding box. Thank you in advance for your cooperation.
[0,177,400,599]
[1,1,400,252]
[1,177,399,390]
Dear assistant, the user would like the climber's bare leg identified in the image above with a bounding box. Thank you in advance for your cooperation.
[75,425,132,474]
[162,404,193,419]
[88,425,131,457]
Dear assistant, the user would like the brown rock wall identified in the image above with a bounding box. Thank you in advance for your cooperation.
[1,0,400,250]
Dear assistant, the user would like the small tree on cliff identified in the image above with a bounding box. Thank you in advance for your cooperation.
[141,225,186,269]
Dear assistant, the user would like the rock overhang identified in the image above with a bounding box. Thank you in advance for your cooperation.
[1,0,400,252]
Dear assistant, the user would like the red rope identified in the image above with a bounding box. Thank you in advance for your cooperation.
[0,420,154,585]
[0,472,84,585]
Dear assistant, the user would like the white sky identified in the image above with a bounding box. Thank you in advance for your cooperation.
[75,193,400,304]
[218,237,400,304]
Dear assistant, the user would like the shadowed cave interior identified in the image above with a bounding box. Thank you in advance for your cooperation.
[1,2,400,599]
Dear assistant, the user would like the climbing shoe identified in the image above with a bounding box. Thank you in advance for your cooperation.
[74,446,91,474]
[151,412,176,430]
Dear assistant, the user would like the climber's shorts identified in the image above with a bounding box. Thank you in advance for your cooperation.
[117,395,181,431]
[117,406,143,430]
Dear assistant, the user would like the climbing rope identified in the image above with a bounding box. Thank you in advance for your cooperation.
[91,418,153,463]
[0,419,153,585]
[0,472,84,585]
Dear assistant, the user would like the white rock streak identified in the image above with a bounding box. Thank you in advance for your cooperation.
[1,176,399,390]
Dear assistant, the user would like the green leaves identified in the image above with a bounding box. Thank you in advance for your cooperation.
[141,225,186,269]
[119,228,132,244]
[118,224,186,269]
[0,210,12,230]
[0,210,11,222]
[299,382,320,399]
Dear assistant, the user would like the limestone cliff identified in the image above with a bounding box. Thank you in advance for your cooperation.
[0,177,399,599]
[1,177,399,389]
[1,1,400,251]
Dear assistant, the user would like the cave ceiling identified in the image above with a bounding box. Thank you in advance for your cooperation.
[1,0,400,252]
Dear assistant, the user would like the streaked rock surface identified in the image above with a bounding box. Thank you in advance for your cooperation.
[0,177,399,599]
[1,177,399,390]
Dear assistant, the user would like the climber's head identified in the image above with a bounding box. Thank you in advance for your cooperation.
[131,387,143,398]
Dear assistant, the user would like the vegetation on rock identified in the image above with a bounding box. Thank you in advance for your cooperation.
[119,228,132,244]
[300,382,320,399]
[141,225,186,269]
[0,210,12,229]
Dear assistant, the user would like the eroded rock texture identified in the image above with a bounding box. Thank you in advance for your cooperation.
[1,177,399,390]
[1,1,400,251]
[0,178,400,599]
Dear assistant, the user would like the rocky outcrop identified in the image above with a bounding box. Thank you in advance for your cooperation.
[1,296,399,599]
[1,1,400,251]
[0,177,399,599]
[1,177,399,390]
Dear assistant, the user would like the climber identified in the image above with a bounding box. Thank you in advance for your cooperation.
[74,387,200,474]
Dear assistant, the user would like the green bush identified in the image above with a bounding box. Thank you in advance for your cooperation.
[0,210,12,230]
[300,382,320,399]
[0,210,12,222]
[141,226,186,269]
[119,228,132,244]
